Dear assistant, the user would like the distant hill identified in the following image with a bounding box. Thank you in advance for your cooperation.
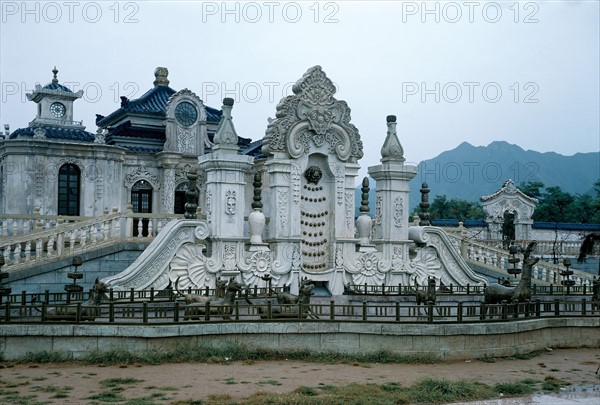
[355,141,599,215]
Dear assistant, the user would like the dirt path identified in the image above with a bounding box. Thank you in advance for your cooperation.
[1,348,599,404]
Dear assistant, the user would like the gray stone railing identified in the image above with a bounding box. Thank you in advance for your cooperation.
[446,233,595,286]
[0,209,180,272]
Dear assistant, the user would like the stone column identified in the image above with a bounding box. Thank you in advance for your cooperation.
[158,152,180,214]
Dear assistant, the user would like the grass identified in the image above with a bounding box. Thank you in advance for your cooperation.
[99,377,145,388]
[542,375,570,391]
[10,343,443,366]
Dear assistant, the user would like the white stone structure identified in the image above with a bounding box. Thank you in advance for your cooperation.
[481,179,538,241]
[102,66,486,294]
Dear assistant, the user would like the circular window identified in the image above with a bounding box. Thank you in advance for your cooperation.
[50,102,66,118]
[175,102,198,126]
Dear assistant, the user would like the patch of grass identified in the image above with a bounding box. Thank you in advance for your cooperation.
[506,349,545,360]
[99,377,144,388]
[495,380,537,395]
[223,378,237,385]
[542,375,570,391]
[86,390,126,402]
[0,391,45,405]
[294,386,318,396]
[479,356,496,363]
[257,379,282,386]
[549,368,560,372]
[17,342,444,366]
[409,379,494,404]
[31,377,47,382]
[20,351,71,363]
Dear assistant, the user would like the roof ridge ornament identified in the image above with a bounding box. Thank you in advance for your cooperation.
[52,66,59,83]
[213,97,239,152]
[262,65,363,162]
[380,115,405,163]
[154,67,170,86]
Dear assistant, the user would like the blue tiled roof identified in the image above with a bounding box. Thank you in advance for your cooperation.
[9,126,94,142]
[42,82,73,93]
[431,219,487,227]
[532,222,600,231]
[241,139,265,157]
[125,146,164,154]
[96,86,223,126]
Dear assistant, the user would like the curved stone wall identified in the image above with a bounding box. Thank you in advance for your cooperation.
[1,318,598,361]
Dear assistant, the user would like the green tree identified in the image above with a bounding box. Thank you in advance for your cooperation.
[532,186,574,223]
[518,181,545,199]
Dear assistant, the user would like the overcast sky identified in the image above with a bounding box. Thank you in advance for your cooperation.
[1,1,598,179]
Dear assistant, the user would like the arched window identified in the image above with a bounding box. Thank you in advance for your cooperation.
[131,180,153,236]
[58,164,81,216]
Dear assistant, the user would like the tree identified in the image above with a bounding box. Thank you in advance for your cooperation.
[415,195,485,221]
[518,181,545,199]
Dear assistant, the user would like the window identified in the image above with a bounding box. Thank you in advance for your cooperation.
[58,164,80,216]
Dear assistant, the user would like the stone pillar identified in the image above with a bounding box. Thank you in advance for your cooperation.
[158,152,180,214]
[368,116,417,242]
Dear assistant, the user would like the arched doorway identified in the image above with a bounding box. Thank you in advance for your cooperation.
[131,180,153,236]
[501,210,516,249]
[58,164,81,216]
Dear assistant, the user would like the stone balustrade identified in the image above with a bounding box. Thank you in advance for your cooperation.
[447,233,595,286]
[0,209,181,272]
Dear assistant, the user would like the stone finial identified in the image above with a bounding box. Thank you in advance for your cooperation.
[251,171,263,210]
[419,182,431,226]
[360,177,370,214]
[4,124,9,136]
[213,98,239,151]
[94,128,106,144]
[184,167,199,219]
[380,115,405,162]
[52,66,59,83]
[154,67,170,86]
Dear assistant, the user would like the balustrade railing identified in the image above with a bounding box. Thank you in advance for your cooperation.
[447,234,596,286]
[0,210,181,271]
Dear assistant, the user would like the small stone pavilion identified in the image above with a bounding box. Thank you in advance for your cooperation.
[103,66,485,295]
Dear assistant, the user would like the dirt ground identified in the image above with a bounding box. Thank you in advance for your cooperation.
[1,348,599,404]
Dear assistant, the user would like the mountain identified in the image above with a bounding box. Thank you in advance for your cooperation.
[355,141,599,215]
[407,141,599,210]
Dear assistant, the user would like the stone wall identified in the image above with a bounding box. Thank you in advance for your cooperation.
[1,318,598,361]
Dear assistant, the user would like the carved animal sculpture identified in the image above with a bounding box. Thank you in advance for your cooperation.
[246,282,318,319]
[270,277,315,305]
[183,277,244,320]
[175,276,227,304]
[484,241,539,305]
[32,278,109,321]
[415,277,437,306]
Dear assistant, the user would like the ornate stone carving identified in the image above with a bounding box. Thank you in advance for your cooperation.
[223,243,237,272]
[335,244,344,270]
[169,242,208,289]
[241,250,275,286]
[380,115,405,162]
[162,168,176,214]
[392,245,404,271]
[33,127,46,139]
[194,223,210,240]
[393,196,403,228]
[94,128,106,144]
[225,190,237,217]
[206,189,213,223]
[124,166,160,189]
[330,162,345,205]
[263,66,363,162]
[345,192,353,229]
[177,126,196,153]
[277,189,288,231]
[374,195,383,226]
[291,164,301,203]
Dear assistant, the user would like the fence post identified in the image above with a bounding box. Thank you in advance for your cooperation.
[143,302,148,323]
[174,302,179,322]
[582,299,586,316]
[330,300,335,321]
[4,301,10,322]
[502,301,508,320]
[554,299,560,316]
[362,300,367,321]
[395,301,400,322]
[130,288,135,303]
[467,284,471,295]
[480,302,485,321]
[205,302,210,321]
[235,301,239,321]
[109,288,114,302]
[76,303,82,323]
[457,302,463,322]
[550,284,554,295]
[583,284,587,296]
[398,283,402,296]
[41,302,47,322]
[44,290,49,304]
[150,287,154,302]
[535,299,541,317]
[427,302,433,323]
[513,302,519,319]
[109,302,115,323]
[21,290,26,305]
[382,283,386,295]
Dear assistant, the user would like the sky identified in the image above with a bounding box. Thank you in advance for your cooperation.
[1,1,599,180]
